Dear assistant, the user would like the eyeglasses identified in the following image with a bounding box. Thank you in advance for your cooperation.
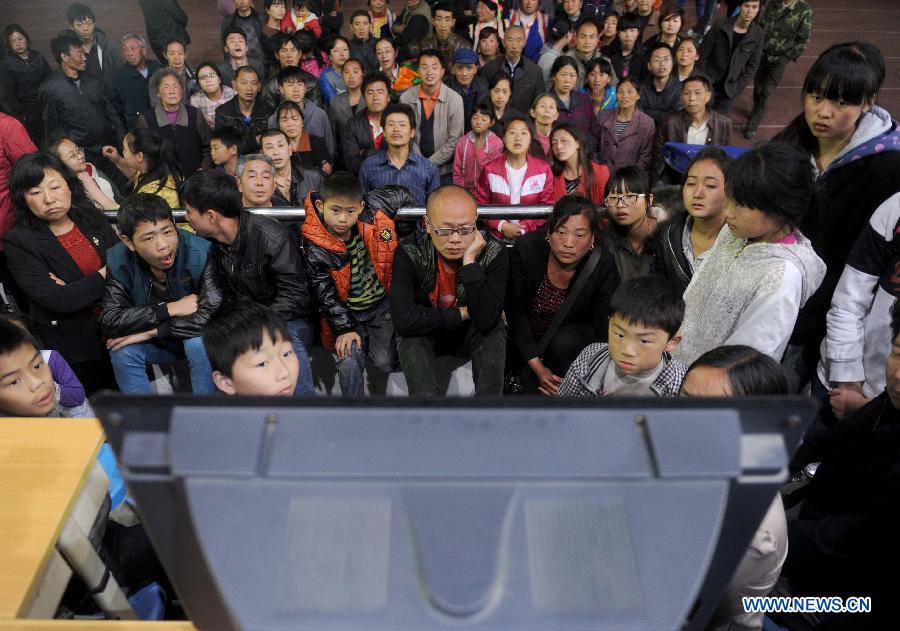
[63,146,85,161]
[606,193,646,206]
[197,73,219,80]
[425,217,477,237]
[650,56,672,63]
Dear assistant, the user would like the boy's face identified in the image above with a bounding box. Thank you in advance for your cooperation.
[261,134,291,170]
[0,344,56,417]
[214,331,300,396]
[210,139,237,165]
[316,195,363,240]
[225,34,247,58]
[123,219,179,272]
[351,15,371,39]
[280,77,306,104]
[607,314,680,375]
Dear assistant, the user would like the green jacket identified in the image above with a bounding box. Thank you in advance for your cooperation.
[760,0,813,62]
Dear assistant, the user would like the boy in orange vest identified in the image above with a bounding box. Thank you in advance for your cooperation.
[301,173,416,395]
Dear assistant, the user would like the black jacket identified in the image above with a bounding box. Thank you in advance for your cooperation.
[3,209,119,364]
[447,75,489,132]
[349,37,379,73]
[392,229,509,337]
[652,211,693,295]
[214,96,274,154]
[111,59,163,129]
[601,41,647,83]
[698,17,765,98]
[101,228,221,340]
[302,186,416,336]
[342,109,381,174]
[507,230,620,364]
[137,0,191,62]
[478,56,546,115]
[82,28,124,90]
[220,10,265,63]
[1,50,51,110]
[785,393,900,624]
[272,155,324,207]
[206,210,311,320]
[39,70,124,150]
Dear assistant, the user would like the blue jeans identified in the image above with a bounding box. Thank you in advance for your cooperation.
[110,336,216,394]
[335,299,397,397]
[287,318,316,395]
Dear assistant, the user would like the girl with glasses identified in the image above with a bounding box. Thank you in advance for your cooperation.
[190,62,236,128]
[600,165,659,280]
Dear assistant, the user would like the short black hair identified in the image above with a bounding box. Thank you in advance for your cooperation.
[687,345,788,395]
[550,55,579,78]
[546,194,599,236]
[203,302,293,377]
[180,169,243,219]
[609,275,685,338]
[418,48,445,68]
[163,37,186,53]
[362,71,391,94]
[576,18,600,34]
[343,57,365,73]
[235,64,260,82]
[271,31,298,53]
[617,12,641,32]
[381,103,416,130]
[117,193,175,240]
[260,128,290,146]
[320,171,363,203]
[584,56,614,79]
[0,316,41,362]
[222,26,248,45]
[472,102,495,121]
[605,164,651,197]
[50,31,84,63]
[350,9,370,22]
[646,41,673,59]
[802,41,884,106]
[726,141,813,227]
[276,99,304,120]
[432,2,457,17]
[277,64,306,86]
[211,125,243,150]
[66,3,95,23]
[682,73,712,92]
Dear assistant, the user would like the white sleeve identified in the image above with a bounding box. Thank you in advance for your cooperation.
[724,263,803,360]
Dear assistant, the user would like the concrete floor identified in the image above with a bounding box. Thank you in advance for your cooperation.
[1,0,898,146]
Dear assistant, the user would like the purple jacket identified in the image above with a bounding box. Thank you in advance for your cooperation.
[553,90,599,154]
[594,108,655,174]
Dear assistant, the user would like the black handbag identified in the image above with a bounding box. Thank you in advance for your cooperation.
[504,247,603,394]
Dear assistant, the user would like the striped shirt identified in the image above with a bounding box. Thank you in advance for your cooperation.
[346,231,386,311]
[358,150,440,206]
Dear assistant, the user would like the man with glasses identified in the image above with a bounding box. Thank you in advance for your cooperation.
[638,42,682,124]
[65,3,123,88]
[392,185,509,395]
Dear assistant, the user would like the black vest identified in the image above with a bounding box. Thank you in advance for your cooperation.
[144,104,203,176]
[418,100,436,159]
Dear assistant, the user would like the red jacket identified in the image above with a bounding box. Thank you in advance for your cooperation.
[0,113,37,246]
[551,162,611,205]
[475,154,554,238]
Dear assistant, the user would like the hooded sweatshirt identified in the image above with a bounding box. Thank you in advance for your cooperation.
[674,225,826,366]
[793,106,900,355]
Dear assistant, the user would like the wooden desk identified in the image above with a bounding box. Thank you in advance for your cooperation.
[0,418,103,619]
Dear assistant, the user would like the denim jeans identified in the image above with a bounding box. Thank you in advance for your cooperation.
[397,321,507,396]
[694,0,717,30]
[336,298,397,397]
[286,318,316,395]
[110,336,216,394]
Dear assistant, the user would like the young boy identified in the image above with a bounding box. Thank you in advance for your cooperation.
[558,275,687,397]
[210,125,242,179]
[301,173,416,396]
[101,193,218,394]
[203,301,300,396]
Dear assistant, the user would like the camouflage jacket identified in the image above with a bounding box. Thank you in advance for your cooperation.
[760,0,813,62]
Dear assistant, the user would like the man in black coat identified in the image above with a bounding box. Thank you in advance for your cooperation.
[478,25,545,114]
[65,3,123,89]
[111,34,162,130]
[698,0,764,114]
[181,169,316,395]
[137,0,191,64]
[214,66,273,154]
[40,32,124,162]
[342,73,391,174]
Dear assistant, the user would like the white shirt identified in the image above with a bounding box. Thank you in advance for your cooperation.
[686,119,710,145]
[505,160,528,205]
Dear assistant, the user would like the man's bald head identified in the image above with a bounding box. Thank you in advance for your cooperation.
[425,185,479,261]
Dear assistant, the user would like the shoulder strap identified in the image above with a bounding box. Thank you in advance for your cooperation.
[537,246,603,358]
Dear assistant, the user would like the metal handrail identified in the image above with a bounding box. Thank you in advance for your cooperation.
[102,205,554,223]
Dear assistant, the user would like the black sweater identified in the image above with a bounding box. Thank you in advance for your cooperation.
[507,230,620,363]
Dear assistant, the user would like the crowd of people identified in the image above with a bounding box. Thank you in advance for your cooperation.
[0,0,898,628]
